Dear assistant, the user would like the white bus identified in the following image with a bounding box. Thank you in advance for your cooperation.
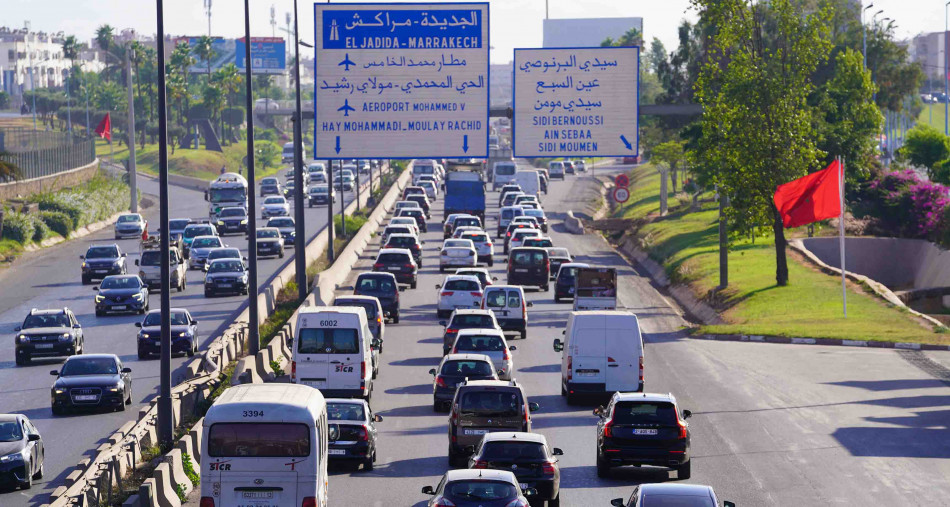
[292,307,378,400]
[200,384,329,507]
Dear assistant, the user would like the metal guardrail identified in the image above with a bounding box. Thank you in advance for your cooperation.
[0,128,97,181]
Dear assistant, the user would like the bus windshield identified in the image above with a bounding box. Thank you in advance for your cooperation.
[209,188,247,203]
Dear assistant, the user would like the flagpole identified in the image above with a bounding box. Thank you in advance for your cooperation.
[839,156,847,318]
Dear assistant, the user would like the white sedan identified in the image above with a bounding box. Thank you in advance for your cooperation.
[261,196,290,218]
[388,217,420,237]
[459,230,495,266]
[435,274,484,318]
[439,238,478,272]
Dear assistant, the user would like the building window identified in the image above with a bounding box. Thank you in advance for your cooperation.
[7,50,13,60]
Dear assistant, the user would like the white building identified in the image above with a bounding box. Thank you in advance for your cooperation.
[542,17,644,48]
[907,31,946,84]
[0,26,104,101]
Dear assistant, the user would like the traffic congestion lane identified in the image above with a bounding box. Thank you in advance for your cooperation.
[0,168,363,504]
[326,161,950,506]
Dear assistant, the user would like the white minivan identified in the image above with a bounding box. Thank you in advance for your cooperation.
[513,170,541,199]
[292,307,379,400]
[553,311,644,404]
[201,383,329,507]
[492,161,518,190]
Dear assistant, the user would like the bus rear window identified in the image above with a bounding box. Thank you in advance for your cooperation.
[208,423,310,457]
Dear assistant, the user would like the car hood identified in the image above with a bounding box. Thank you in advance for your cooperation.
[85,257,120,265]
[115,222,143,228]
[98,288,142,297]
[20,326,72,336]
[263,204,287,209]
[190,247,216,257]
[54,374,121,388]
[258,237,282,244]
[140,325,191,335]
[0,441,24,456]
[206,271,246,280]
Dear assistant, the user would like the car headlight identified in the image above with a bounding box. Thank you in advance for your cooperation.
[178,331,187,337]
[0,452,23,463]
[217,220,225,225]
[140,333,150,339]
[241,219,248,224]
[17,334,29,344]
[113,259,123,266]
[106,385,122,393]
[132,293,144,301]
[95,295,105,303]
[59,333,72,342]
[82,261,86,268]
[53,388,66,395]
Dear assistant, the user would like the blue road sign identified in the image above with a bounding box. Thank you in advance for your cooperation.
[235,37,287,75]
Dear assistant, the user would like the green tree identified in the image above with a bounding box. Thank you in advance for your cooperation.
[899,125,950,177]
[61,35,80,64]
[0,151,22,180]
[693,0,834,286]
[201,84,225,131]
[601,28,642,47]
[255,141,280,171]
[94,25,114,54]
[652,140,686,193]
[169,42,197,126]
[193,36,216,81]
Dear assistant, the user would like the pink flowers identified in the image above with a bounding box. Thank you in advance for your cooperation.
[868,170,950,239]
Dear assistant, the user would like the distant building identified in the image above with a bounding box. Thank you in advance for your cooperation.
[907,31,946,84]
[0,26,104,103]
[490,63,512,107]
[542,17,644,48]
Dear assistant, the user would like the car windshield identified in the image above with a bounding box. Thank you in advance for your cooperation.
[86,246,118,258]
[524,239,553,248]
[261,178,278,185]
[485,290,521,308]
[456,218,480,228]
[402,209,422,217]
[117,215,140,223]
[100,276,141,289]
[143,312,189,326]
[445,279,480,291]
[513,231,540,241]
[455,335,505,352]
[481,441,547,461]
[444,240,471,249]
[387,236,416,248]
[219,208,245,217]
[192,237,221,249]
[525,210,544,218]
[184,227,212,239]
[208,249,241,260]
[327,402,366,421]
[336,301,378,319]
[559,267,582,280]
[264,197,285,204]
[640,495,716,507]
[447,480,517,501]
[269,219,294,228]
[0,421,23,442]
[512,251,546,266]
[310,186,328,194]
[450,314,495,328]
[61,357,118,376]
[208,260,244,273]
[169,219,191,230]
[23,313,70,328]
[548,248,569,258]
[377,253,410,263]
[459,391,520,416]
[442,360,493,376]
[495,164,516,176]
[298,328,359,354]
[357,276,395,293]
[613,402,679,425]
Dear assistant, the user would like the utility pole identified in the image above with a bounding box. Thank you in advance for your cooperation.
[328,161,335,262]
[291,0,307,302]
[154,0,173,449]
[126,47,138,213]
[270,5,277,38]
[65,68,72,135]
[244,0,261,356]
[204,0,213,37]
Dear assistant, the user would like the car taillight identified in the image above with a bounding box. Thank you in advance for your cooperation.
[640,355,644,384]
[404,263,414,269]
[604,419,614,438]
[200,498,215,507]
[361,361,366,379]
[566,356,572,381]
[358,425,369,441]
[678,418,688,439]
[446,328,458,335]
[506,231,512,237]
[413,244,421,250]
[441,291,454,297]
[434,498,457,507]
[471,459,488,469]
[522,300,527,318]
[502,349,509,360]
[436,376,448,388]
[546,259,550,272]
[486,242,493,247]
[542,461,557,475]
[301,498,316,507]
[377,315,382,325]
[291,361,297,382]
[470,292,482,298]
[373,263,383,270]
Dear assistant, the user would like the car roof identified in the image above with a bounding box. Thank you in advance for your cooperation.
[0,413,21,422]
[444,468,518,483]
[444,274,481,282]
[480,431,547,445]
[30,308,68,315]
[612,392,677,404]
[443,353,493,362]
[377,248,413,256]
[66,353,118,361]
[639,484,715,497]
[456,328,505,338]
[451,308,494,316]
[461,379,520,389]
[559,262,590,269]
[257,227,280,233]
[358,271,397,280]
[334,295,382,306]
[145,308,188,315]
[387,233,418,240]
[456,267,489,274]
[324,397,368,407]
[484,285,524,292]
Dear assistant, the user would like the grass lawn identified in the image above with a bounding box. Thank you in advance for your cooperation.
[917,103,950,133]
[614,163,948,344]
[95,139,283,182]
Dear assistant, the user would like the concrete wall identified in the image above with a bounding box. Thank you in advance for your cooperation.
[800,237,950,291]
[0,158,100,201]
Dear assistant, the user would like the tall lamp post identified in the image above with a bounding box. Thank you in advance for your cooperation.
[862,3,874,69]
[291,0,308,302]
[244,0,261,356]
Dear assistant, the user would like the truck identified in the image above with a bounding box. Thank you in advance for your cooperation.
[205,172,248,219]
[573,267,618,311]
[444,169,486,224]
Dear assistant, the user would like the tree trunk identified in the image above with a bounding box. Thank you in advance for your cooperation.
[772,205,788,286]
[671,166,678,193]
[659,169,669,216]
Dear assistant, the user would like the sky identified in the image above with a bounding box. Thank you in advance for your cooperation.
[1,0,943,64]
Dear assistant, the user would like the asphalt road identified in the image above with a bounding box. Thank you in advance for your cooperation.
[323,161,950,506]
[0,166,376,506]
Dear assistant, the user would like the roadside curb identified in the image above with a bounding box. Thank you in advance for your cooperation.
[695,333,950,351]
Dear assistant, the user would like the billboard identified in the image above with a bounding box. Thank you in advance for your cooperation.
[313,3,490,159]
[173,36,286,75]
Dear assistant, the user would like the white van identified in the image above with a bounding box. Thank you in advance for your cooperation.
[496,205,525,238]
[492,161,518,190]
[548,161,566,180]
[292,307,379,399]
[412,160,438,184]
[201,383,329,507]
[513,171,541,199]
[553,311,644,404]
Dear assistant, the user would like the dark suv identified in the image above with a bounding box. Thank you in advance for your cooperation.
[507,247,550,291]
[80,244,127,284]
[214,206,249,234]
[384,234,424,265]
[439,309,501,356]
[395,207,428,232]
[553,262,589,303]
[447,379,539,467]
[467,432,563,506]
[14,308,84,365]
[429,353,498,411]
[595,392,692,479]
[373,248,418,289]
[354,272,400,323]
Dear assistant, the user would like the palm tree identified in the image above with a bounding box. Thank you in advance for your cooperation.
[193,36,216,82]
[212,63,242,107]
[169,42,196,127]
[61,35,80,64]
[94,25,114,54]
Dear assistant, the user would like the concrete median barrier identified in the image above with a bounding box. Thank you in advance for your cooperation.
[151,462,182,507]
[563,210,585,234]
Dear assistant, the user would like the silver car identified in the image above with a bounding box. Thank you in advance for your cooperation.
[187,235,225,270]
[114,213,146,239]
[450,329,515,380]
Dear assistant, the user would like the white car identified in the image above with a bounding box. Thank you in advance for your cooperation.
[261,196,290,218]
[388,217,420,237]
[114,213,146,239]
[459,230,494,266]
[266,217,296,246]
[440,239,478,272]
[435,274,484,318]
[455,267,496,289]
[450,328,515,380]
[508,228,541,254]
[394,200,422,213]
[417,180,439,200]
[188,235,225,270]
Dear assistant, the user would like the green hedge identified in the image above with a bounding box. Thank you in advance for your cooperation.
[39,210,74,238]
[32,175,130,229]
[32,219,49,243]
[333,213,369,240]
[36,197,82,228]
[2,212,35,244]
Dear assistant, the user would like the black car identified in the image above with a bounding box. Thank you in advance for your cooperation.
[395,207,428,232]
[203,247,245,272]
[373,248,418,288]
[326,399,383,470]
[204,258,249,297]
[439,310,500,355]
[429,353,498,411]
[14,308,84,365]
[0,414,44,490]
[611,484,734,507]
[546,248,573,280]
[467,432,563,506]
[354,272,400,323]
[405,194,431,219]
[384,234,424,265]
[135,308,199,359]
[554,263,587,303]
[255,227,285,258]
[81,244,127,284]
[595,392,692,479]
[214,206,249,234]
[94,275,150,316]
[50,354,132,415]
[308,184,335,206]
[507,247,550,291]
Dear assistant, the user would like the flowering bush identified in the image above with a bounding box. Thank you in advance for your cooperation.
[867,170,950,239]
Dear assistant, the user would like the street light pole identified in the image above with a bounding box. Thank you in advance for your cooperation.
[291,0,307,302]
[244,0,261,356]
[862,3,874,69]
[126,47,138,213]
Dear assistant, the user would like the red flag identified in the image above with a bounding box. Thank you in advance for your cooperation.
[773,160,842,228]
[94,113,111,141]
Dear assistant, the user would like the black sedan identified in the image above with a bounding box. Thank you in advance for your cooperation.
[50,354,132,415]
[94,275,150,316]
[214,206,249,234]
[326,399,383,471]
[354,272,400,323]
[466,432,563,506]
[136,308,199,359]
[204,258,249,297]
[0,414,43,491]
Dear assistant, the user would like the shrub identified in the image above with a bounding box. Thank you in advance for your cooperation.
[31,218,49,243]
[35,196,82,228]
[39,210,73,237]
[333,213,368,240]
[867,170,950,239]
[2,212,34,244]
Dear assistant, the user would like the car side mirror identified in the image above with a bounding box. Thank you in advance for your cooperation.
[50,370,59,376]
[121,253,127,257]
[723,503,735,507]
[121,367,132,373]
[509,345,517,351]
[528,402,539,412]
[611,499,626,507]
[438,320,447,327]
[243,256,248,261]
[92,286,99,291]
[526,302,534,307]
[374,414,383,422]
[422,486,435,495]
[192,320,199,325]
[134,259,139,266]
[682,409,692,419]
[79,255,85,259]
[435,284,441,289]
[135,322,142,328]
[399,286,406,292]
[28,433,40,442]
[492,276,498,281]
[593,406,605,416]
[428,368,437,376]
[552,447,564,456]
[553,339,563,352]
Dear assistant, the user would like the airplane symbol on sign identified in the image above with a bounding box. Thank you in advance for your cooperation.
[338,53,355,71]
[337,99,355,117]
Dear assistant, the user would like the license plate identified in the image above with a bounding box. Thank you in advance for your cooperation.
[328,449,346,455]
[74,395,97,401]
[302,380,326,387]
[515,268,528,273]
[242,491,274,500]
[112,305,127,310]
[218,283,232,288]
[35,343,54,349]
[633,429,659,435]
[578,371,598,377]
[464,429,488,436]
[95,270,108,274]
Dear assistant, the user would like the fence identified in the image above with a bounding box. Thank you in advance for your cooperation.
[0,128,96,181]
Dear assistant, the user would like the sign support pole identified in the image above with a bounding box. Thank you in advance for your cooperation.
[243,0,260,356]
[839,156,847,318]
